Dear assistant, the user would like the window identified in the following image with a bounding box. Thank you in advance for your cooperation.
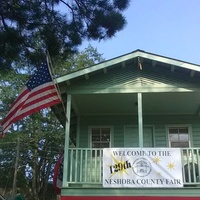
[91,127,111,148]
[168,126,190,148]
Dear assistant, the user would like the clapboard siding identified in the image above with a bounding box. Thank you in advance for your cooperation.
[113,125,124,147]
[78,115,200,148]
[66,64,200,93]
[154,125,167,147]
[78,125,88,148]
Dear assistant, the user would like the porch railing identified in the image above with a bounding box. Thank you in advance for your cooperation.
[181,148,200,185]
[66,148,200,187]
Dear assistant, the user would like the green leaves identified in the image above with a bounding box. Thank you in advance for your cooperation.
[54,45,105,76]
[0,0,130,71]
[0,41,103,199]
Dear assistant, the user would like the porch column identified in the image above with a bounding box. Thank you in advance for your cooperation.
[137,93,143,147]
[62,94,71,187]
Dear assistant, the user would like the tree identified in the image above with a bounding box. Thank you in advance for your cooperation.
[0,138,19,191]
[19,112,64,200]
[0,0,130,71]
[0,112,64,200]
[0,45,104,200]
[54,44,105,76]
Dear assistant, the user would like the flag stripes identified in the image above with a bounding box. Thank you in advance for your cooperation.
[1,61,61,137]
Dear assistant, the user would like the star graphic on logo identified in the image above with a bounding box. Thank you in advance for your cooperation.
[108,155,130,178]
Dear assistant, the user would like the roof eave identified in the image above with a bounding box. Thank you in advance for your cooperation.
[56,50,200,84]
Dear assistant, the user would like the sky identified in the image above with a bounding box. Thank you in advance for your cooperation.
[81,0,200,65]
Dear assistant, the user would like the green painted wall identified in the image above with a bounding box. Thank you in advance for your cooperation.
[66,63,200,94]
[78,115,200,148]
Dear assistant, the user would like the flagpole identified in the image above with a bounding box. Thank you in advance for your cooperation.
[46,52,67,116]
[46,52,60,93]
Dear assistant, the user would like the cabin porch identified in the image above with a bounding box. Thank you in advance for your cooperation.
[63,147,200,187]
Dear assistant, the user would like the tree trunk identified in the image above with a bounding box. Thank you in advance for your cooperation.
[12,138,20,200]
[42,160,53,200]
[32,148,39,200]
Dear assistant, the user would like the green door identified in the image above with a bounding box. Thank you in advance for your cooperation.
[124,126,153,147]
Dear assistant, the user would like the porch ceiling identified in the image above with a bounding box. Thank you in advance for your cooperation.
[72,92,200,116]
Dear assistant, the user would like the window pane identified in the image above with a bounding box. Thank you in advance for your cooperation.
[91,127,110,149]
[168,126,189,148]
[171,142,179,147]
[92,143,100,148]
[171,142,189,148]
[100,143,110,148]
[169,128,178,134]
[92,128,100,135]
[101,128,110,141]
[179,134,189,141]
[91,128,110,148]
[179,127,188,133]
[101,133,110,141]
[92,135,100,141]
[92,128,100,141]
[169,133,178,142]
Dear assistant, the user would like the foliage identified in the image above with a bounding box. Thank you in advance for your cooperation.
[54,44,105,76]
[0,45,104,200]
[0,137,18,190]
[0,66,64,200]
[19,112,64,200]
[0,113,64,200]
[0,0,130,71]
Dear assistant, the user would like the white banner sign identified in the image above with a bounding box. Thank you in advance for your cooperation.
[103,148,183,188]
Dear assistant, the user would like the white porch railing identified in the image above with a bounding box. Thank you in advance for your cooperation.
[66,148,200,187]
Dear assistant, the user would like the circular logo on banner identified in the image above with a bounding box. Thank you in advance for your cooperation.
[132,158,152,177]
[53,153,64,194]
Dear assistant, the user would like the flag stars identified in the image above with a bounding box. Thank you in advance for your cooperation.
[25,62,52,90]
[1,59,61,135]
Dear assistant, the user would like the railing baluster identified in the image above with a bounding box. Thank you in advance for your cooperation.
[69,149,73,182]
[65,147,200,187]
[80,149,83,182]
[100,149,102,182]
[94,149,97,182]
[75,149,78,182]
[85,149,88,182]
[191,149,196,182]
[187,149,191,183]
[181,149,186,182]
[90,149,92,182]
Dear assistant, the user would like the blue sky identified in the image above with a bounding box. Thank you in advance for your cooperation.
[81,0,200,64]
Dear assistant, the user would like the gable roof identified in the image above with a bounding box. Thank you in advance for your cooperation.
[52,50,200,128]
[56,49,200,84]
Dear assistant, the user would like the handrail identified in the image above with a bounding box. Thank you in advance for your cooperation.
[65,148,200,187]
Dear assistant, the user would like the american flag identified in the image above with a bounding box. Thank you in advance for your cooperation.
[1,61,61,138]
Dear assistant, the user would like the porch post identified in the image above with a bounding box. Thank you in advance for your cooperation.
[137,93,143,147]
[62,94,71,187]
